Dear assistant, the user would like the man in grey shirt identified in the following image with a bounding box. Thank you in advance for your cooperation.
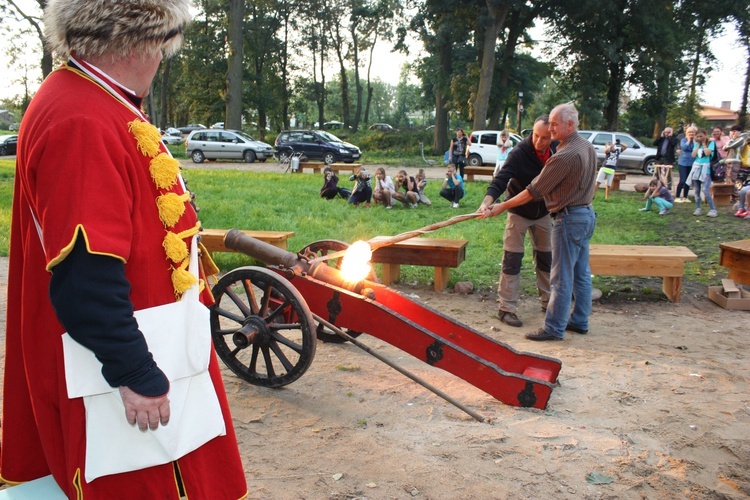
[478,103,597,341]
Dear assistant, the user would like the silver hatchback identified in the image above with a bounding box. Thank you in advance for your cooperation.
[578,130,658,175]
[186,129,275,163]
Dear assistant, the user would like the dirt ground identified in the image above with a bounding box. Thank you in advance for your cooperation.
[1,163,749,499]
[2,253,749,499]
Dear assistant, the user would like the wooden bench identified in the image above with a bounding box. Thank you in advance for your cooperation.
[328,163,362,175]
[719,239,750,284]
[200,228,295,255]
[610,172,627,191]
[294,161,326,173]
[589,245,697,302]
[293,162,363,174]
[463,166,495,181]
[711,182,734,206]
[370,236,468,291]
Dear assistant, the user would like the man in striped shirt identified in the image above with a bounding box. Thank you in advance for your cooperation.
[478,103,597,341]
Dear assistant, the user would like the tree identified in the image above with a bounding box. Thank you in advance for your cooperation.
[225,0,244,130]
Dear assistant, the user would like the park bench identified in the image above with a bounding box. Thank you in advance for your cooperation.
[610,172,627,191]
[589,244,697,302]
[463,166,495,181]
[200,228,295,256]
[711,182,734,206]
[294,162,363,174]
[369,236,468,291]
[719,239,750,285]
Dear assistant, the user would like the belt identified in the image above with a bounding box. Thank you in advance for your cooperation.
[549,204,591,219]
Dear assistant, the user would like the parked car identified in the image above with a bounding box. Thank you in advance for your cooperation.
[274,129,361,164]
[578,130,657,175]
[467,130,524,166]
[323,121,344,130]
[178,123,206,134]
[164,127,182,136]
[161,134,185,146]
[369,123,398,132]
[0,135,18,156]
[186,129,275,163]
[210,122,224,129]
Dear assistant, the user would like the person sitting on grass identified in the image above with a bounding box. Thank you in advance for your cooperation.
[393,169,420,208]
[440,163,465,208]
[373,167,396,208]
[639,179,674,215]
[415,168,432,206]
[348,168,372,207]
[320,166,351,200]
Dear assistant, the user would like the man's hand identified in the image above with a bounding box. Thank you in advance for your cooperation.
[476,202,505,219]
[119,386,170,431]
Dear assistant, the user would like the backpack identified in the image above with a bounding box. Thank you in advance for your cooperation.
[709,141,726,182]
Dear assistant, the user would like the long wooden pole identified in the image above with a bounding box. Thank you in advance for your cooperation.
[307,212,480,265]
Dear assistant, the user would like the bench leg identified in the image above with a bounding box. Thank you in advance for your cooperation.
[466,174,474,181]
[380,264,401,285]
[662,276,682,302]
[434,267,450,291]
[610,180,620,191]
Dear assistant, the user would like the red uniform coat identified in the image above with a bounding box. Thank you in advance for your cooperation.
[1,64,247,498]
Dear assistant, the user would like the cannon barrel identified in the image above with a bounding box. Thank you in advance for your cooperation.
[222,228,366,294]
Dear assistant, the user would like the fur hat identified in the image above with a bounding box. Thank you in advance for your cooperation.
[44,0,193,60]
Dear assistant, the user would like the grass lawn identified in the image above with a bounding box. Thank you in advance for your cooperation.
[0,159,744,299]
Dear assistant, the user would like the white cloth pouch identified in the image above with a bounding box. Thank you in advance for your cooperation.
[61,238,226,482]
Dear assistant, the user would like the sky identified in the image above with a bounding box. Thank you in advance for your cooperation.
[1,9,746,113]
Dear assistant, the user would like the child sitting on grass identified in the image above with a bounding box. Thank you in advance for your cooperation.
[320,166,351,200]
[348,168,372,207]
[415,168,431,206]
[372,167,396,208]
[639,179,674,215]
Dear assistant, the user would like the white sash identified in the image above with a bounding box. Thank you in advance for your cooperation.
[61,238,225,482]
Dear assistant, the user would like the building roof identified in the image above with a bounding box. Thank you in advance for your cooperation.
[699,104,738,122]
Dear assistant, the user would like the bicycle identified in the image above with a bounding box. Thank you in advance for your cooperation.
[276,146,307,173]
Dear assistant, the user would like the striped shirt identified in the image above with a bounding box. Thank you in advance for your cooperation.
[528,131,597,214]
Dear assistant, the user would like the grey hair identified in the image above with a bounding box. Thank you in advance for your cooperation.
[552,103,579,129]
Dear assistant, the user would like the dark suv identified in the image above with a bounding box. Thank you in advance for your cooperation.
[275,130,361,164]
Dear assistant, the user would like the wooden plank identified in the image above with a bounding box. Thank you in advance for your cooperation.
[370,237,467,268]
[719,239,750,284]
[590,258,685,277]
[463,166,494,181]
[590,245,697,261]
[201,228,295,253]
[712,183,734,206]
[719,239,750,256]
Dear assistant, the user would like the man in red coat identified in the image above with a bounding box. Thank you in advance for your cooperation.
[1,1,247,497]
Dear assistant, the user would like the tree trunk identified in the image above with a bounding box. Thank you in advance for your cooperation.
[331,23,351,129]
[226,0,244,131]
[159,58,171,129]
[603,60,623,130]
[472,0,509,131]
[364,26,378,124]
[351,21,362,132]
[434,37,452,154]
[739,45,750,130]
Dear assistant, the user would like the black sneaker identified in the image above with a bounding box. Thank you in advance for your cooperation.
[498,311,523,327]
[566,324,588,334]
[525,328,563,341]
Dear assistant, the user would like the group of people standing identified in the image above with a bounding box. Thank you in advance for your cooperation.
[645,124,749,219]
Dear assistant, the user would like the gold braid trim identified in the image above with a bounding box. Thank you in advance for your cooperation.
[171,258,198,298]
[163,222,201,263]
[156,192,191,228]
[128,120,162,158]
[150,153,181,190]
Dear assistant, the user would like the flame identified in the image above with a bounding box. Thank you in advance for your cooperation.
[340,240,373,283]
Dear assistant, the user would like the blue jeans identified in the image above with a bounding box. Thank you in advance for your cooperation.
[545,205,596,338]
[693,176,716,211]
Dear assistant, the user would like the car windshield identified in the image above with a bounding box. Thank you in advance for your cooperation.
[234,131,257,142]
[317,131,343,143]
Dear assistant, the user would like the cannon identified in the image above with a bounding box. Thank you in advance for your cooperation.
[209,229,562,411]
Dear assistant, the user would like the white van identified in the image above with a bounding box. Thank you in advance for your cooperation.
[467,130,523,166]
